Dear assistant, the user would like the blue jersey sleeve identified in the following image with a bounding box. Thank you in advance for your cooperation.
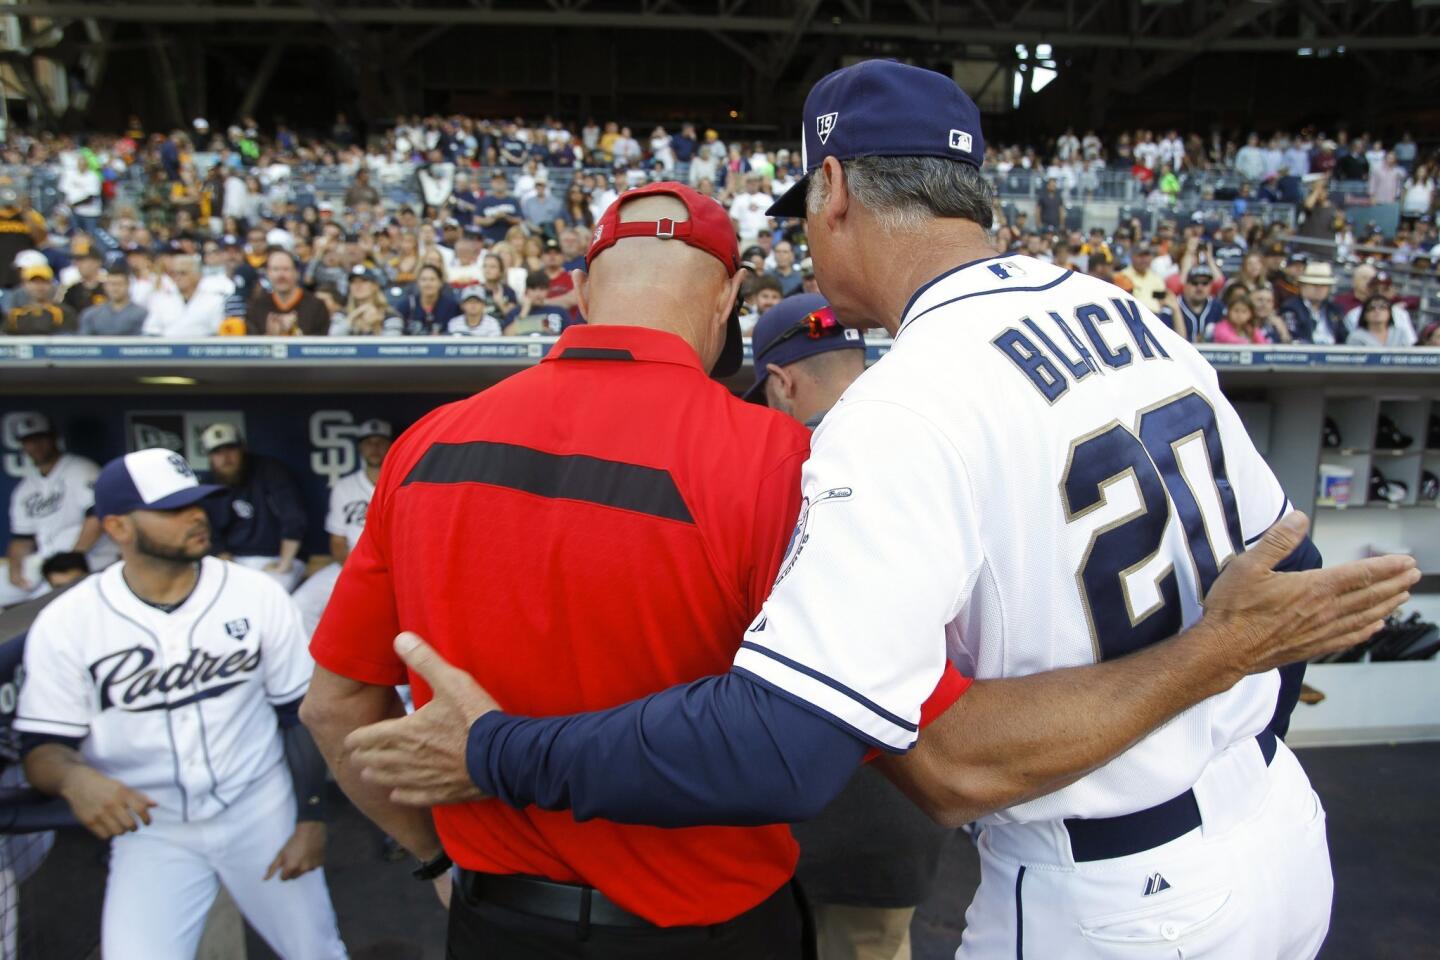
[467,671,868,827]
[1268,535,1321,739]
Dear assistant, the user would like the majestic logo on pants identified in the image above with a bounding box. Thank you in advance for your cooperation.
[1142,873,1171,896]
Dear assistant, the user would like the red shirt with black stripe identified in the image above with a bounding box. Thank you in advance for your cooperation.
[311,324,814,925]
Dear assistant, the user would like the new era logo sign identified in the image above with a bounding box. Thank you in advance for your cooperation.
[1142,873,1171,897]
[949,129,973,153]
[816,112,838,145]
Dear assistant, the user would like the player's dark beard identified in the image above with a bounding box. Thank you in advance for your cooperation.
[135,523,210,565]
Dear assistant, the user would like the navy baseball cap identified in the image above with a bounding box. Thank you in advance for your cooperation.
[94,448,224,518]
[768,59,985,219]
[744,294,864,402]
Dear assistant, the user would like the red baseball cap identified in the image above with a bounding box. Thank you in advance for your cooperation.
[587,182,743,377]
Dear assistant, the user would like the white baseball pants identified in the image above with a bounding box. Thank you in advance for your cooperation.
[956,737,1332,960]
[101,765,347,960]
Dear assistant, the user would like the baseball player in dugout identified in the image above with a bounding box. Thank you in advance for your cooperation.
[15,448,347,960]
[292,418,393,637]
[340,61,1418,960]
[750,294,946,960]
[201,422,309,592]
[1,413,116,608]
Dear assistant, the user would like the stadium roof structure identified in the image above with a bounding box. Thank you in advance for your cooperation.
[4,0,1438,130]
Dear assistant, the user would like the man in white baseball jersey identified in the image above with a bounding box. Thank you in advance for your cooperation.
[15,448,347,960]
[292,419,392,636]
[343,63,1417,960]
[1,414,116,608]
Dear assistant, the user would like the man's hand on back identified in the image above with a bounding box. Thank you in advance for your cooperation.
[345,632,498,807]
[1195,511,1418,690]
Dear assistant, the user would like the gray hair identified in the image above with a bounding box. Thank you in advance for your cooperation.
[806,156,995,233]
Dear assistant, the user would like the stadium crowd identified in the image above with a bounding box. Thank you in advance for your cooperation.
[0,114,1437,346]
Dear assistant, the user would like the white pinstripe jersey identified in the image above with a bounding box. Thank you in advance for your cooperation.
[15,556,313,823]
[732,256,1290,822]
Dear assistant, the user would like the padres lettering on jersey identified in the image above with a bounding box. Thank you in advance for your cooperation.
[14,557,314,823]
[733,255,1288,823]
[324,470,376,549]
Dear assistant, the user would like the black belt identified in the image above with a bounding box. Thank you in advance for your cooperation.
[1063,729,1278,863]
[457,871,653,929]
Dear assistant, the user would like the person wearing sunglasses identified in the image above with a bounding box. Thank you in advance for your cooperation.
[745,294,866,430]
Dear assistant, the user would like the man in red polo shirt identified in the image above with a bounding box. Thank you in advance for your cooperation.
[303,183,947,956]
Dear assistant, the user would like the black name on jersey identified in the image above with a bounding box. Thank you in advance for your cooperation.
[90,645,261,712]
[991,297,1171,404]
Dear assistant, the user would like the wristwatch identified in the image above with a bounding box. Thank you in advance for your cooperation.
[412,849,453,881]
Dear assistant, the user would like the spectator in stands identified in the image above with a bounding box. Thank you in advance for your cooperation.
[1211,293,1268,345]
[1335,263,1381,315]
[769,240,804,297]
[61,246,106,314]
[201,423,307,592]
[1162,265,1225,342]
[1347,295,1410,347]
[79,267,146,335]
[504,271,569,335]
[561,184,594,230]
[1118,243,1167,312]
[689,142,721,190]
[1234,133,1266,183]
[538,238,581,325]
[477,254,519,318]
[1280,261,1344,344]
[447,237,485,290]
[1296,174,1339,243]
[333,266,401,336]
[522,178,564,238]
[1212,221,1246,262]
[246,248,330,336]
[558,228,587,272]
[345,168,382,210]
[1035,178,1064,231]
[740,274,783,336]
[730,173,774,245]
[4,263,75,335]
[1339,269,1416,344]
[1230,252,1268,296]
[401,263,461,335]
[478,173,522,246]
[1248,285,1288,343]
[1369,152,1403,205]
[1420,319,1440,347]
[1401,163,1435,225]
[141,254,224,337]
[1272,250,1306,305]
[449,285,503,337]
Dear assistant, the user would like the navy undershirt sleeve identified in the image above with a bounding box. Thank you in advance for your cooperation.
[1269,535,1322,739]
[467,671,868,827]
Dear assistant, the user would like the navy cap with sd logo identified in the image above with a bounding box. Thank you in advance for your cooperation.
[768,59,986,219]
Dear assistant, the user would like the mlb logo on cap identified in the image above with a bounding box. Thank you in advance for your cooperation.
[94,448,225,518]
[769,59,987,218]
